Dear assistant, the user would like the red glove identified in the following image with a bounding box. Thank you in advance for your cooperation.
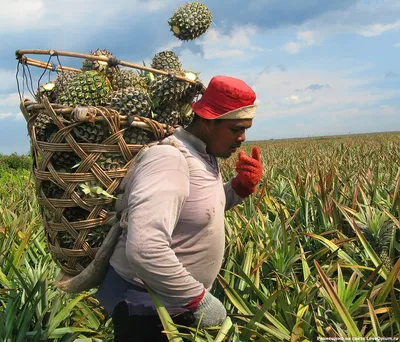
[231,146,263,198]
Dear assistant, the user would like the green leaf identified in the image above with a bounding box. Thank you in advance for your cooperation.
[314,260,361,337]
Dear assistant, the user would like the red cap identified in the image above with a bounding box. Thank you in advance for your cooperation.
[192,75,256,120]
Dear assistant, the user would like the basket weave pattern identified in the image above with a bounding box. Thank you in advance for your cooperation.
[20,96,174,275]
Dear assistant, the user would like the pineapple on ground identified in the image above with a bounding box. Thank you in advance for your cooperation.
[168,1,213,41]
[57,70,111,107]
[151,50,182,72]
[82,48,119,85]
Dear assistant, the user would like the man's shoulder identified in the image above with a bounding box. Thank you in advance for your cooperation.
[136,142,188,172]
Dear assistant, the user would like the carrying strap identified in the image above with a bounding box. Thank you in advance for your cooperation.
[116,137,183,228]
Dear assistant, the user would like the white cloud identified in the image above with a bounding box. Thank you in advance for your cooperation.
[394,43,400,47]
[0,93,20,107]
[282,95,314,105]
[0,0,172,33]
[250,63,400,120]
[358,20,400,37]
[0,69,19,92]
[297,31,316,45]
[206,49,244,59]
[282,30,317,54]
[0,0,44,31]
[197,26,263,60]
[0,113,13,120]
[0,93,22,121]
[282,42,301,54]
[156,40,182,52]
[379,105,399,116]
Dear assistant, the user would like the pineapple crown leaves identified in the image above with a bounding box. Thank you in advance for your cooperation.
[78,181,116,199]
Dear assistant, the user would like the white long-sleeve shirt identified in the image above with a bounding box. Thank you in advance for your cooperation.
[108,127,243,309]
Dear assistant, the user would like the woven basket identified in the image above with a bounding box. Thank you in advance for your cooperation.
[16,49,202,278]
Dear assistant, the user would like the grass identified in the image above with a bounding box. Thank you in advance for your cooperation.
[0,131,399,341]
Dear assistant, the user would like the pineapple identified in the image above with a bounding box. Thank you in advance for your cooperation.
[57,70,111,107]
[82,48,119,84]
[168,2,212,41]
[34,112,59,142]
[359,220,395,271]
[41,180,64,199]
[179,79,203,105]
[52,71,78,103]
[111,69,149,91]
[152,103,181,126]
[149,73,190,108]
[180,103,195,128]
[50,152,81,172]
[123,127,152,145]
[97,153,126,171]
[71,122,110,144]
[151,50,182,72]
[36,81,57,103]
[107,87,152,120]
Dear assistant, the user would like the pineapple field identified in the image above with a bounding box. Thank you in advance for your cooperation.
[4,1,400,340]
[0,132,399,341]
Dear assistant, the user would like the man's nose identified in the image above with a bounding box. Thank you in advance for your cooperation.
[237,131,246,142]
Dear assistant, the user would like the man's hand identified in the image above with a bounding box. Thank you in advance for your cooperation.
[231,146,263,198]
[189,291,227,328]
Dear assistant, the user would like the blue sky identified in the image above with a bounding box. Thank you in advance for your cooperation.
[0,0,399,154]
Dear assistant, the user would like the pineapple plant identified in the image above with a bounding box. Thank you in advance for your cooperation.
[168,1,213,41]
[151,50,182,72]
[358,220,395,270]
[57,70,112,107]
[107,86,152,120]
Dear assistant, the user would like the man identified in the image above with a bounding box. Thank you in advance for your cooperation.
[96,75,263,341]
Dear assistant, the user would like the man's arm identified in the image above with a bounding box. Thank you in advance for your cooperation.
[224,179,245,211]
[125,145,204,308]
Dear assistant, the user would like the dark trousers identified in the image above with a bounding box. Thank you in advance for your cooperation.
[112,301,195,342]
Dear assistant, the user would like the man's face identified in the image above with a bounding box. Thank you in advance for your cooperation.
[203,119,253,159]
